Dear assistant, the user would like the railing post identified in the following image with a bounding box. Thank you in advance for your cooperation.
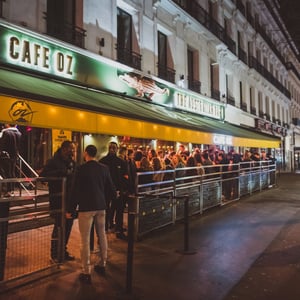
[60,177,67,263]
[0,197,9,281]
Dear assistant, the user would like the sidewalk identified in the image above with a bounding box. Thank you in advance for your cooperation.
[1,173,300,300]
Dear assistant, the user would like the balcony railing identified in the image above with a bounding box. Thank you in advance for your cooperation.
[116,46,142,70]
[172,0,290,99]
[259,110,264,118]
[188,77,201,93]
[157,64,176,83]
[208,18,224,42]
[241,102,247,112]
[238,47,248,65]
[255,21,286,66]
[227,95,235,106]
[224,34,236,55]
[236,0,246,16]
[249,56,291,99]
[211,89,220,101]
[44,14,86,48]
[286,62,300,81]
[250,106,257,115]
[246,14,255,29]
[172,1,238,57]
[264,113,271,121]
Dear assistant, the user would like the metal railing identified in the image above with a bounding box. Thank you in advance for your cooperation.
[0,177,66,283]
[44,14,86,48]
[16,154,40,194]
[157,64,176,83]
[115,45,142,70]
[133,160,276,238]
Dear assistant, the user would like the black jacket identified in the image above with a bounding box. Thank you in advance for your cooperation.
[40,148,75,210]
[0,127,22,160]
[69,160,116,212]
[99,153,128,193]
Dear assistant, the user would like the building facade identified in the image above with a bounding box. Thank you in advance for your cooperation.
[0,0,299,171]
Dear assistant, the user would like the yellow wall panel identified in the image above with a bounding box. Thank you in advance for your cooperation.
[0,95,280,148]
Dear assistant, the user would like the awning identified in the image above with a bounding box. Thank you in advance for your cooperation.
[0,68,280,148]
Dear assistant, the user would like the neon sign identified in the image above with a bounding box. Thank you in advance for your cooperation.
[6,35,74,78]
[213,134,232,145]
[174,92,225,120]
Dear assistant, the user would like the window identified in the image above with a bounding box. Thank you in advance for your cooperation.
[272,100,276,122]
[158,31,167,68]
[187,48,200,93]
[157,31,175,83]
[240,81,247,111]
[250,87,256,115]
[238,31,247,64]
[173,0,187,9]
[258,91,263,117]
[226,74,235,105]
[240,81,243,104]
[117,9,132,63]
[116,8,141,70]
[256,49,261,63]
[265,96,270,120]
[211,62,220,100]
[46,0,85,48]
[0,0,5,18]
[277,103,281,123]
[263,56,268,69]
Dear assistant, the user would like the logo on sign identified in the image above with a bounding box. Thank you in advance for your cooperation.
[9,100,36,123]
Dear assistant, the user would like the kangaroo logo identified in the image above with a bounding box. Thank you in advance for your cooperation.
[9,100,36,123]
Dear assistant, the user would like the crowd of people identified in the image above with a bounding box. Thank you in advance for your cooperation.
[128,145,276,184]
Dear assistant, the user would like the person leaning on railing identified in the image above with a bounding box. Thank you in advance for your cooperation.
[40,140,76,262]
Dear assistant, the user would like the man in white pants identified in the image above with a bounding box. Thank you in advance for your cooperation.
[68,145,116,284]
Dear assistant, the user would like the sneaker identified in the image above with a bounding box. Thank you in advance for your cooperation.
[94,265,106,276]
[64,252,75,261]
[79,273,92,284]
[116,232,127,240]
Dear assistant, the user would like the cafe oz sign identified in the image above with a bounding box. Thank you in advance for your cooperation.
[9,36,73,76]
[0,25,75,79]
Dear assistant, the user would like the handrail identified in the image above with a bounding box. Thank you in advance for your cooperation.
[18,154,39,177]
[16,154,39,194]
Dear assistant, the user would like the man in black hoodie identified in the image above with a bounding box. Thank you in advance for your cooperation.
[40,140,76,261]
[100,141,128,240]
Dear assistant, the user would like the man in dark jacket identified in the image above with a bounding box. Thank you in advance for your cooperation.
[0,124,22,195]
[68,144,116,284]
[100,141,129,240]
[40,140,76,261]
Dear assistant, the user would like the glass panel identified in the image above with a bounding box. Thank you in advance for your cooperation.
[158,31,167,66]
[117,8,132,52]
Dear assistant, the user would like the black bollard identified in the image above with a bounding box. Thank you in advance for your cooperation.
[126,211,135,294]
[176,196,197,255]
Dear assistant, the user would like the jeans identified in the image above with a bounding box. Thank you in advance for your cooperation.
[51,212,73,260]
[78,210,107,274]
